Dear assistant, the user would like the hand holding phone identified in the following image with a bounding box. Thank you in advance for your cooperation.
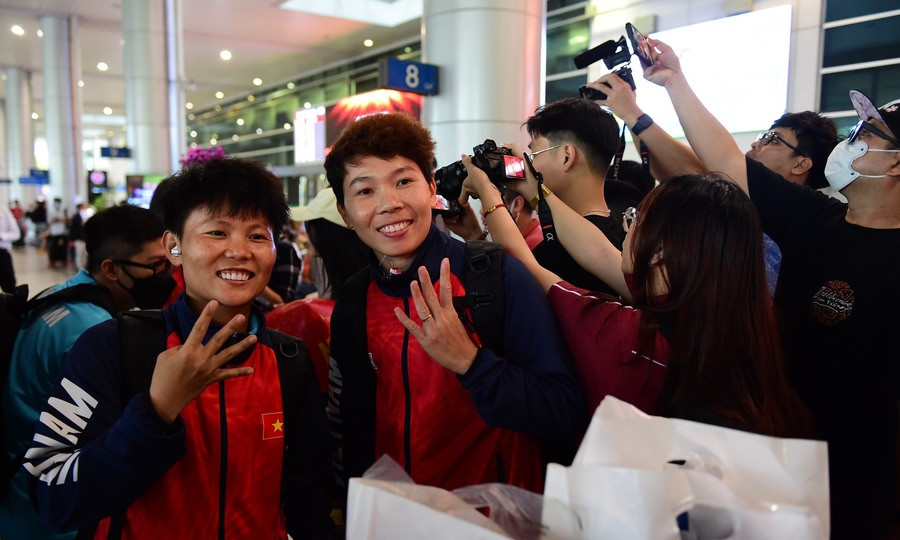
[626,22,655,69]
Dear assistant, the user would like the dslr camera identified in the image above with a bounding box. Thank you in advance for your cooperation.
[434,139,525,201]
[574,35,637,100]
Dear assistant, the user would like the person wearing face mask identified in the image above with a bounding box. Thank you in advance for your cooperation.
[1,205,172,540]
[622,36,899,539]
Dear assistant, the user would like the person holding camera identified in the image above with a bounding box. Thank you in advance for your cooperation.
[514,98,625,295]
[324,112,585,498]
[617,35,898,539]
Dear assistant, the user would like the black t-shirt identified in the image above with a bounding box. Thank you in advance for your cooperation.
[746,157,900,538]
[532,213,625,295]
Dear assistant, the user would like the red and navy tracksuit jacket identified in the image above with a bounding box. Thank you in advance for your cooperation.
[328,226,586,493]
[23,296,334,539]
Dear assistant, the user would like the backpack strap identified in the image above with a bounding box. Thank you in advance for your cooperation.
[453,240,506,356]
[268,329,311,442]
[27,283,119,319]
[117,310,167,407]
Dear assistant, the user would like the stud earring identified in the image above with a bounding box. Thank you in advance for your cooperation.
[170,246,181,257]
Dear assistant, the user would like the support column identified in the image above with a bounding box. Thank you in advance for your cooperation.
[41,16,83,208]
[422,0,545,169]
[123,0,182,174]
[4,68,35,205]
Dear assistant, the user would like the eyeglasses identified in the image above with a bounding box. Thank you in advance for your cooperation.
[622,207,638,232]
[755,131,806,156]
[525,144,564,164]
[847,120,900,147]
[114,258,171,276]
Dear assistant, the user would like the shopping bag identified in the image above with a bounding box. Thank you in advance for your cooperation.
[542,396,829,539]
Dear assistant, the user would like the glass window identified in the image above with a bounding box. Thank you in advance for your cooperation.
[823,16,900,67]
[820,64,900,112]
[548,0,587,13]
[825,0,896,22]
[832,116,861,139]
[546,74,586,104]
[547,20,590,76]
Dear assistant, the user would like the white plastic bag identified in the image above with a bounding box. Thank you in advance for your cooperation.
[542,396,829,539]
[346,455,546,539]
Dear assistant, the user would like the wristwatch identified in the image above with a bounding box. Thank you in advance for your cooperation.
[530,184,552,209]
[630,113,654,136]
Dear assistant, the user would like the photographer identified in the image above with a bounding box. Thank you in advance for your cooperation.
[325,112,586,498]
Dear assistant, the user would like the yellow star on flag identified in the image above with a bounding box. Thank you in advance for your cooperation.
[272,419,284,432]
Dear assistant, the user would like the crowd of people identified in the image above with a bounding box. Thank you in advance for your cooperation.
[0,33,897,540]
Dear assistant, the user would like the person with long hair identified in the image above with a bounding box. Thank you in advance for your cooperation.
[462,155,812,439]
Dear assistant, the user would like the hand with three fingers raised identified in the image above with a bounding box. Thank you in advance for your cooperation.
[394,258,479,375]
[149,300,257,424]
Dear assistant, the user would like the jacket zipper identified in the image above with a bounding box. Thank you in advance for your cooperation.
[401,297,412,475]
[218,381,228,540]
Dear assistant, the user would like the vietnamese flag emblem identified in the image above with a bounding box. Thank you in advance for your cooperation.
[262,412,285,440]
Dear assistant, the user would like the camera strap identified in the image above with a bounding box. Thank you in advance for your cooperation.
[609,123,652,183]
[526,156,557,244]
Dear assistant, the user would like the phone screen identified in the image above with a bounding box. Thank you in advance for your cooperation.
[503,155,526,180]
[626,22,653,68]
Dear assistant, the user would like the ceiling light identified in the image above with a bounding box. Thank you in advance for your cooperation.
[190,130,197,138]
[252,78,262,86]
[404,46,412,54]
[247,95,255,102]
[185,102,193,110]
[256,128,263,135]
[210,138,218,145]
[97,62,109,71]
[286,82,295,89]
[214,105,222,112]
[103,107,113,115]
[232,134,239,141]
[304,102,311,109]
[363,39,374,47]
[283,123,291,130]
[219,50,232,61]
[215,91,224,99]
[11,25,25,36]
[78,80,84,87]
[31,113,39,120]
[188,113,196,120]
[37,29,43,38]
[191,142,198,148]
[236,118,245,126]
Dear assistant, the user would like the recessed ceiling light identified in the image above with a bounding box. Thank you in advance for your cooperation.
[31,112,39,120]
[232,134,239,141]
[252,78,262,86]
[97,62,109,71]
[11,25,25,36]
[190,142,198,148]
[36,29,43,38]
[78,80,84,87]
[219,50,232,61]
[363,39,374,47]
[286,82,295,89]
[190,130,197,138]
[103,107,113,115]
[283,123,292,130]
[188,113,196,120]
[215,91,224,99]
[404,46,412,54]
[210,138,218,145]
[236,118,245,126]
[304,102,311,109]
[256,128,263,135]
[214,105,222,112]
[185,102,194,110]
[247,95,255,102]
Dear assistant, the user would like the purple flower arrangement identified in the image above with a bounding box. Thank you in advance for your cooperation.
[180,146,226,167]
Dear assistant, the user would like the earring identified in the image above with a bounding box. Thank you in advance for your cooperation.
[348,224,355,230]
[170,246,181,257]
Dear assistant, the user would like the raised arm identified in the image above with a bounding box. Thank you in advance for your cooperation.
[460,153,631,300]
[585,72,705,181]
[641,38,749,193]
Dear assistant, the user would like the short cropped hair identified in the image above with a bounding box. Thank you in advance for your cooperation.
[324,112,436,206]
[525,98,621,175]
[154,157,289,239]
[84,205,165,273]
[771,112,838,189]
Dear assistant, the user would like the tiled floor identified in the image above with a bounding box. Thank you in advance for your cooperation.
[9,245,78,299]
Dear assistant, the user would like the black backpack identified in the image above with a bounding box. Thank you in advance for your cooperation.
[1,283,118,497]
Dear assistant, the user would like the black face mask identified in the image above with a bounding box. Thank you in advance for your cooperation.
[116,260,177,309]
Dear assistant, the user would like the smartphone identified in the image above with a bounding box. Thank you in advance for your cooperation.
[626,22,654,69]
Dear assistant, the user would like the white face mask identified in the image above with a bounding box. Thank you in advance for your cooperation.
[824,139,900,191]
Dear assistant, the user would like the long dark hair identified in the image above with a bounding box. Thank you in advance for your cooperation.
[629,174,811,437]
